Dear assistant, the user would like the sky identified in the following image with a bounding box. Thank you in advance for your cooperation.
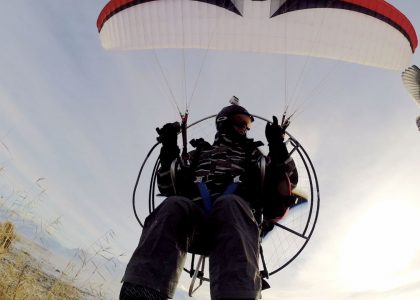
[1,1,420,299]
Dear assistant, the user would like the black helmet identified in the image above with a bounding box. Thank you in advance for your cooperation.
[216,97,254,132]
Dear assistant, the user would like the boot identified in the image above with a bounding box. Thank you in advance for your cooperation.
[119,282,166,300]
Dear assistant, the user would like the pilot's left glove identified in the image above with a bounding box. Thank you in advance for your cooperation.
[265,116,285,144]
[265,116,289,163]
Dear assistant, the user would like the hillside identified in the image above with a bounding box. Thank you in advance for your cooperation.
[0,214,126,299]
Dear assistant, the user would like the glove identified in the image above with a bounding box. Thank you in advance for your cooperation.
[156,122,181,148]
[265,116,287,145]
[190,138,211,150]
[156,122,181,168]
[265,116,289,163]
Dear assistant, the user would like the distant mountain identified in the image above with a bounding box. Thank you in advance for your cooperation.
[1,207,126,299]
[1,207,74,256]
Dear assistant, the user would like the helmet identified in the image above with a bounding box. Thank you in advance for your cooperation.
[216,103,254,132]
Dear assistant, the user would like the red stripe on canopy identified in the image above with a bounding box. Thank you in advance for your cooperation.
[97,0,148,33]
[340,0,417,51]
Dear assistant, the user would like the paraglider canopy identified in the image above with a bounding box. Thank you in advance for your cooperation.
[402,65,420,106]
[402,65,420,131]
[97,0,417,70]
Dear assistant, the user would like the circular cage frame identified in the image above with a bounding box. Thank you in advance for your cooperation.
[132,115,320,276]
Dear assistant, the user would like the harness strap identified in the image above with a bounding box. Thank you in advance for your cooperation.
[195,175,241,215]
[223,175,241,195]
[195,177,212,214]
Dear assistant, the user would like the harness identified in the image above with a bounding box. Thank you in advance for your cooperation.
[195,175,242,215]
[168,140,271,292]
[169,137,266,215]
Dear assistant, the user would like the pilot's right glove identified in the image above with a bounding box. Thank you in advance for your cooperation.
[156,122,181,147]
[156,122,181,167]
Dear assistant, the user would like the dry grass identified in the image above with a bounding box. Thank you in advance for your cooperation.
[0,221,16,252]
[0,143,122,299]
[0,228,83,300]
[58,230,122,299]
[0,217,120,299]
[0,223,120,299]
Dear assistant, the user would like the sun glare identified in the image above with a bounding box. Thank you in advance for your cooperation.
[338,197,420,292]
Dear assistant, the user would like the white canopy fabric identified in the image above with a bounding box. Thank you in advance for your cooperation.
[97,0,417,71]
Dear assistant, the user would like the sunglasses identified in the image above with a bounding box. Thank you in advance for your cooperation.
[230,115,253,131]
